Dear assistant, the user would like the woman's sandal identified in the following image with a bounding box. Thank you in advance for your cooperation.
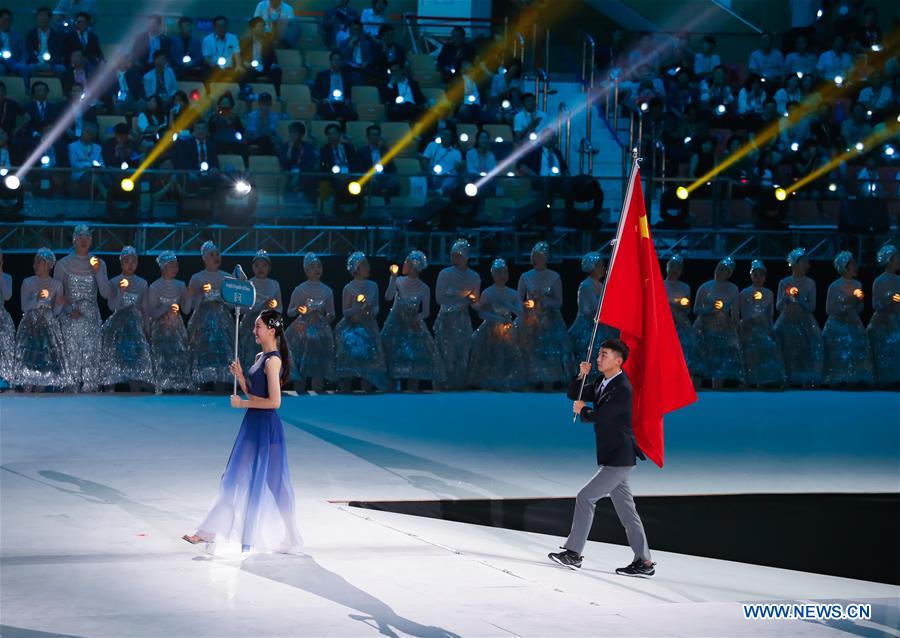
[182,534,209,544]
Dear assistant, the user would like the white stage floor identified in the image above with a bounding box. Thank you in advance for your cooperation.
[1,392,898,637]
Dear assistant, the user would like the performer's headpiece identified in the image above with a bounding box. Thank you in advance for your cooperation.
[346,251,367,274]
[451,239,470,259]
[72,224,91,242]
[787,247,806,267]
[405,250,428,272]
[833,250,853,274]
[303,252,321,270]
[876,244,896,266]
[156,251,177,267]
[581,251,602,273]
[253,249,271,264]
[119,245,137,260]
[200,240,218,256]
[750,259,766,273]
[36,247,56,267]
[491,258,507,272]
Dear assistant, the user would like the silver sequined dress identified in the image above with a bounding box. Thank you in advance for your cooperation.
[335,279,389,390]
[664,279,704,376]
[433,266,481,389]
[147,278,192,391]
[15,276,71,387]
[467,284,524,390]
[822,277,874,386]
[0,272,16,384]
[238,278,283,372]
[867,272,900,387]
[381,276,446,382]
[773,275,823,385]
[100,274,154,386]
[515,268,574,385]
[693,280,744,382]
[54,254,111,391]
[569,277,619,379]
[738,286,786,385]
[286,281,336,382]
[185,270,235,385]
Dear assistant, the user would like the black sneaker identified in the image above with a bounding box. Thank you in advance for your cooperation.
[615,559,656,578]
[548,548,583,570]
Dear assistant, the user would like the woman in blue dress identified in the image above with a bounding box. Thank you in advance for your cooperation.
[183,309,303,554]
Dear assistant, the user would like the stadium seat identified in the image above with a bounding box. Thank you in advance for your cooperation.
[409,53,441,87]
[304,50,332,76]
[247,83,278,100]
[0,76,27,101]
[394,158,423,175]
[354,85,385,121]
[275,48,306,83]
[420,88,445,106]
[308,120,341,144]
[483,124,513,144]
[178,81,205,101]
[344,121,371,145]
[456,124,478,150]
[218,154,246,172]
[96,115,127,140]
[380,122,414,155]
[248,155,285,206]
[281,83,315,120]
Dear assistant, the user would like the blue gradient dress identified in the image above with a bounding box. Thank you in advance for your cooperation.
[194,351,303,553]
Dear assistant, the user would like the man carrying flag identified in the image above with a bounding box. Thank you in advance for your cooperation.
[548,160,697,576]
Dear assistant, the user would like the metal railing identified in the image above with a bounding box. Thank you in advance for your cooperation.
[579,34,596,176]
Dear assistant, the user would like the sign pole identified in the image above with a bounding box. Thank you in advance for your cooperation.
[233,306,241,396]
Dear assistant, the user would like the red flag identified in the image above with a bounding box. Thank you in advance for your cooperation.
[598,163,697,467]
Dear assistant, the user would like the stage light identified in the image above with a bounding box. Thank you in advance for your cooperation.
[217,56,227,67]
[828,182,837,192]
[234,180,252,196]
[374,163,384,173]
[550,166,560,175]
[716,104,726,115]
[494,136,504,143]
[501,99,511,110]
[855,142,864,152]
[331,164,341,174]
[640,102,649,112]
[40,155,50,166]
[774,187,787,201]
[182,54,192,64]
[528,132,538,141]
[790,142,799,152]
[200,161,209,172]
[459,133,469,143]
[42,52,51,62]
[433,164,443,174]
[834,75,844,86]
[871,44,882,52]
[676,186,689,200]
[120,161,129,170]
[395,96,404,104]
[464,183,478,197]
[120,178,135,192]
[885,145,895,157]
[4,175,20,190]
[332,89,343,99]
[348,181,362,195]
[250,59,260,68]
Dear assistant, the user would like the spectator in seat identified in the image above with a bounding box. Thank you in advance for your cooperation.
[64,81,98,144]
[17,81,61,155]
[659,31,694,74]
[52,0,96,27]
[253,0,296,36]
[383,61,425,121]
[858,71,892,115]
[360,0,388,38]
[26,6,66,79]
[240,17,282,96]
[0,9,26,77]
[688,135,716,182]
[737,73,766,120]
[437,26,475,84]
[0,81,24,139]
[168,90,197,131]
[208,93,246,154]
[457,59,486,123]
[142,50,178,105]
[61,48,90,95]
[321,0,359,49]
[517,135,571,232]
[202,15,240,70]
[108,52,144,114]
[853,6,882,53]
[133,94,168,153]
[513,92,548,142]
[856,153,882,198]
[338,20,378,85]
[809,102,839,151]
[63,12,103,70]
[699,64,734,115]
[790,139,828,198]
[596,28,626,77]
[67,121,107,197]
[747,32,784,83]
[174,120,221,193]
[817,34,852,82]
[0,128,11,168]
[626,31,658,72]
[374,24,406,78]
[169,17,203,78]
[778,100,810,152]
[466,129,497,177]
[132,14,169,73]
[279,121,318,199]
[420,126,462,195]
[490,57,524,120]
[774,74,802,114]
[693,35,720,79]
[784,34,817,79]
[102,121,140,169]
[352,124,398,203]
[667,69,698,117]
[245,92,282,155]
[840,102,872,147]
[312,51,357,121]
[319,122,354,174]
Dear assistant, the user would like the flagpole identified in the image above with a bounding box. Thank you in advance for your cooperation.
[573,152,641,422]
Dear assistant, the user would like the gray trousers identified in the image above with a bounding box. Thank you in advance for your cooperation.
[564,465,651,560]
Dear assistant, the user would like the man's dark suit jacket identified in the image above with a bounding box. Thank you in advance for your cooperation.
[319,142,355,172]
[568,372,645,467]
[174,137,219,171]
[25,28,66,65]
[352,144,396,174]
[312,69,354,102]
[63,29,104,64]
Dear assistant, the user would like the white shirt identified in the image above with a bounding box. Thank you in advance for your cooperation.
[142,66,178,99]
[513,108,547,135]
[747,48,784,80]
[858,85,893,111]
[254,0,296,32]
[463,76,480,105]
[693,52,721,77]
[816,49,852,80]
[394,79,414,104]
[202,32,240,68]
[599,370,622,393]
[466,148,496,175]
[328,72,345,102]
[784,51,817,77]
[359,8,386,38]
[423,142,462,175]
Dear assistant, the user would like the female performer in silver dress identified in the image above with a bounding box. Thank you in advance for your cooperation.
[54,224,111,392]
[867,244,900,388]
[286,253,336,393]
[468,258,524,390]
[381,250,446,391]
[738,260,786,388]
[146,252,192,393]
[693,257,744,388]
[433,239,481,390]
[335,251,389,392]
[822,251,874,387]
[568,251,618,383]
[664,254,703,383]
[184,241,234,389]
[773,247,824,388]
[239,250,283,373]
[100,246,154,390]
[515,241,573,389]
[0,249,16,388]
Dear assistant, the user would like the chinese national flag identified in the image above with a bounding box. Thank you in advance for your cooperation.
[598,165,697,467]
